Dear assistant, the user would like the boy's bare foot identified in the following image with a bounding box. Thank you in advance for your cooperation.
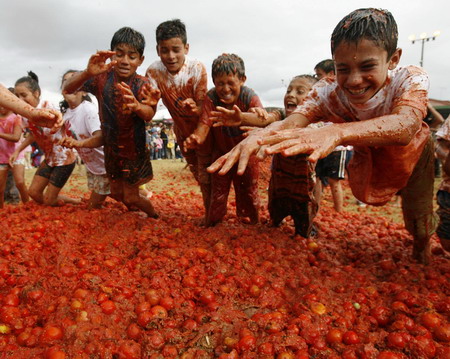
[412,240,431,265]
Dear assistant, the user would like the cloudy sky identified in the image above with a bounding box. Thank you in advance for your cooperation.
[1,0,449,117]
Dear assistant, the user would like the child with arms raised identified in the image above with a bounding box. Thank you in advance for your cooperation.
[191,53,263,225]
[59,70,110,209]
[63,27,158,218]
[209,8,440,264]
[146,19,211,221]
[11,72,79,206]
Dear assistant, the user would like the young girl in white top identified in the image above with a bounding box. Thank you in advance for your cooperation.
[59,70,110,208]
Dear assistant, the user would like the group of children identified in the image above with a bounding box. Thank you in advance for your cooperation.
[1,8,449,264]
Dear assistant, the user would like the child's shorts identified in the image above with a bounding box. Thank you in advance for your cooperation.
[35,161,76,188]
[105,154,153,186]
[316,149,348,185]
[0,163,10,170]
[86,170,111,195]
[436,190,450,240]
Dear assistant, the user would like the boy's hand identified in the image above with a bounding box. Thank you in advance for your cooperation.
[87,51,117,76]
[117,82,141,113]
[260,125,341,163]
[249,107,269,121]
[181,98,200,115]
[59,137,81,148]
[29,108,63,133]
[184,134,201,151]
[211,105,243,127]
[141,83,161,107]
[207,128,264,175]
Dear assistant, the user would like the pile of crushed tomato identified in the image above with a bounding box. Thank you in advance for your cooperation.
[0,171,449,359]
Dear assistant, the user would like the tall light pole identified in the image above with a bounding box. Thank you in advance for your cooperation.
[408,31,441,67]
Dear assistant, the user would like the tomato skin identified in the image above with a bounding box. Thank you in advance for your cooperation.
[117,340,141,359]
[370,306,391,327]
[326,328,343,344]
[420,312,441,329]
[40,326,63,344]
[434,324,450,342]
[126,323,141,340]
[377,351,403,359]
[100,300,116,314]
[386,332,407,349]
[342,331,360,345]
[258,342,274,355]
[236,335,256,352]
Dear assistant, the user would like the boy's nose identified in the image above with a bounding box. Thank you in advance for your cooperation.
[347,71,363,85]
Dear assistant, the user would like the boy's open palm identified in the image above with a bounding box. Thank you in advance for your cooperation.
[181,98,201,116]
[31,108,63,133]
[117,82,139,113]
[87,51,117,76]
[141,84,161,107]
[207,128,265,176]
[211,105,242,127]
[261,126,341,163]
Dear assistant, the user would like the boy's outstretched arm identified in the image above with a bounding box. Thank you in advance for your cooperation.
[261,105,423,163]
[63,51,117,94]
[0,85,62,130]
[210,105,277,127]
[60,130,104,149]
[207,112,310,175]
[184,122,210,150]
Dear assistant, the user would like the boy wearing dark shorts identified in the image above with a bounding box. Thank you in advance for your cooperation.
[63,27,158,217]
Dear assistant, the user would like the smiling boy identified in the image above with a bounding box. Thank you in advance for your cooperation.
[208,8,440,263]
[63,27,158,218]
[200,53,263,226]
[146,19,211,222]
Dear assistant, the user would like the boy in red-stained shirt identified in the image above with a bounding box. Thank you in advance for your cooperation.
[188,53,263,226]
[63,27,158,218]
[146,19,211,221]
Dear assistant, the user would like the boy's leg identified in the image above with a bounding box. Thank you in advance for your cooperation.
[122,182,158,218]
[233,159,260,224]
[436,190,450,252]
[328,178,344,212]
[207,170,233,226]
[400,137,437,264]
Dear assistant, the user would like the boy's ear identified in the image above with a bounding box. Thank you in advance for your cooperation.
[185,43,190,54]
[156,45,160,56]
[388,48,402,70]
[240,75,247,84]
[139,55,145,66]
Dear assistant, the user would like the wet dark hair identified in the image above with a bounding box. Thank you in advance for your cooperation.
[331,8,398,58]
[111,27,145,57]
[156,19,187,45]
[15,71,41,96]
[314,59,335,74]
[59,70,92,114]
[212,53,246,80]
[291,74,318,87]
